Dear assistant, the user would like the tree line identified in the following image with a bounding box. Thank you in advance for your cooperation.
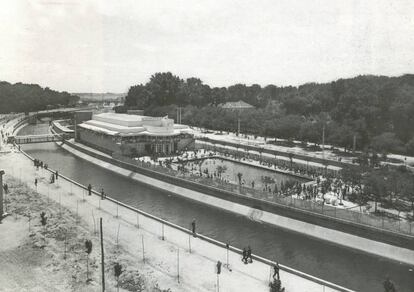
[0,81,80,113]
[123,72,414,156]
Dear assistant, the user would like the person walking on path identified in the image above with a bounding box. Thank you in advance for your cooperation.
[55,170,59,180]
[101,188,105,200]
[191,219,196,237]
[242,248,248,264]
[273,262,280,280]
[34,178,38,188]
[88,184,92,196]
[247,246,252,263]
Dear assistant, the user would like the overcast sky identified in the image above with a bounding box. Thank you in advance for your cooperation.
[1,0,413,93]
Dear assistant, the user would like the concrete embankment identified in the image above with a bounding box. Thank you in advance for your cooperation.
[59,140,414,266]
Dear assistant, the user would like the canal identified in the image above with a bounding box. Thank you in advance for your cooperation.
[19,123,414,292]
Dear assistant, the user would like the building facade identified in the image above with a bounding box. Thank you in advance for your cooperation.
[76,113,194,156]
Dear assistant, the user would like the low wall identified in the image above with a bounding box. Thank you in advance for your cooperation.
[51,120,74,138]
[63,140,414,252]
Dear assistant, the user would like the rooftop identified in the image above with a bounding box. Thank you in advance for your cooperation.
[94,112,147,122]
[220,100,254,109]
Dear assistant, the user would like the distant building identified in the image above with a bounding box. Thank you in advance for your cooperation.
[220,100,254,110]
[76,113,194,156]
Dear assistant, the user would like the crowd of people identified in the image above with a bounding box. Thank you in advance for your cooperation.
[134,148,354,209]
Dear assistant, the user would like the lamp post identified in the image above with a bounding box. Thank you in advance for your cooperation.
[0,170,5,223]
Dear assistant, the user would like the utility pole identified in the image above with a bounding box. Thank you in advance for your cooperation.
[322,124,325,161]
[176,108,179,124]
[353,134,357,154]
[100,218,105,292]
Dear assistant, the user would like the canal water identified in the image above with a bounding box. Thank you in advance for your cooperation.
[19,124,414,292]
[191,157,308,190]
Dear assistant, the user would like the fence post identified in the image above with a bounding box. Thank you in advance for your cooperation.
[136,214,139,229]
[177,248,180,283]
[76,200,79,224]
[116,223,120,248]
[59,192,62,217]
[100,218,105,292]
[141,234,145,263]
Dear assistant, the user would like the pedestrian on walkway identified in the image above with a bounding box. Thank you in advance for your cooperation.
[101,188,105,200]
[273,262,280,280]
[191,219,196,237]
[34,178,38,188]
[55,170,59,180]
[88,184,92,196]
[247,246,252,263]
[242,248,248,264]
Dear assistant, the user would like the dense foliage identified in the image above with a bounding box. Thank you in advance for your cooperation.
[0,81,80,113]
[128,72,414,155]
[341,165,414,216]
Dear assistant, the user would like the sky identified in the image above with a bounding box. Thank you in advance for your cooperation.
[0,0,413,93]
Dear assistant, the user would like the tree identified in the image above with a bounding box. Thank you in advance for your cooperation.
[269,278,285,292]
[340,166,362,186]
[114,262,123,292]
[0,81,80,114]
[405,137,414,156]
[371,132,404,156]
[122,73,414,154]
[85,240,93,282]
[363,169,388,213]
[383,276,397,292]
[40,211,48,245]
[216,165,227,178]
[261,176,275,189]
[40,211,47,233]
[147,72,183,106]
[237,172,243,185]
